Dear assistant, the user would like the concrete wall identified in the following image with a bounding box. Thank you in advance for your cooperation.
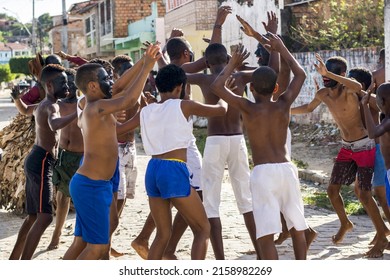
[291,47,382,124]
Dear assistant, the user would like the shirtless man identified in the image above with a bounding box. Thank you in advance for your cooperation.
[186,42,261,259]
[291,54,389,258]
[62,44,161,260]
[371,48,386,92]
[9,64,77,259]
[210,34,308,259]
[47,68,84,250]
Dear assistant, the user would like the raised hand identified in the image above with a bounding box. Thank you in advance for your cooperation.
[262,11,278,34]
[55,51,69,60]
[143,43,162,66]
[236,15,257,38]
[116,110,127,122]
[262,32,284,53]
[10,85,26,100]
[314,53,328,76]
[169,28,184,39]
[215,6,232,26]
[230,44,250,69]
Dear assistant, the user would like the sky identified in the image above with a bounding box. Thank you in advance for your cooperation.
[1,0,85,23]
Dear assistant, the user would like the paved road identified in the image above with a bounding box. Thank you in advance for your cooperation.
[0,91,389,261]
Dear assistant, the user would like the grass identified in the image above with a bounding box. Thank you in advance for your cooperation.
[303,185,366,215]
[193,127,365,216]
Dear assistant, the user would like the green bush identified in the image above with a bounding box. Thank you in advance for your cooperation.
[9,57,33,75]
[0,64,15,83]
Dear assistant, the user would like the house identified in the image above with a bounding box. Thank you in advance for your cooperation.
[50,0,165,61]
[0,42,31,64]
[114,1,166,62]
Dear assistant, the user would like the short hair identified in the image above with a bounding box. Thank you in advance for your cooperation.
[155,64,187,93]
[166,37,192,60]
[40,64,66,87]
[205,43,228,66]
[45,54,62,65]
[75,63,102,94]
[251,66,277,95]
[111,55,133,75]
[89,58,114,73]
[325,56,347,74]
[64,68,76,77]
[348,67,372,90]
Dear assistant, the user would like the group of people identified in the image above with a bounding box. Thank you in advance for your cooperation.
[6,6,390,260]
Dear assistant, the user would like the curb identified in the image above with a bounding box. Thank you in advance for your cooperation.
[298,168,329,185]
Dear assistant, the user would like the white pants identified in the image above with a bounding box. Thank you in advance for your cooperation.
[117,141,138,199]
[202,135,252,217]
[250,162,308,239]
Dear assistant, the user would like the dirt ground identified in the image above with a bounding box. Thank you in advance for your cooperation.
[290,122,340,179]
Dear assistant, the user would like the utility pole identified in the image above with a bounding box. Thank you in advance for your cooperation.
[32,0,36,54]
[385,0,390,81]
[62,0,69,67]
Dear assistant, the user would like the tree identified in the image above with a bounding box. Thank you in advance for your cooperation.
[287,0,384,51]
[0,64,15,83]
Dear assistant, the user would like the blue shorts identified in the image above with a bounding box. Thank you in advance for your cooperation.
[386,171,390,207]
[145,158,191,199]
[372,144,386,188]
[79,156,119,193]
[111,158,120,193]
[70,173,113,244]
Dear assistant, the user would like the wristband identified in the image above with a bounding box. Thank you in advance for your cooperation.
[214,24,222,29]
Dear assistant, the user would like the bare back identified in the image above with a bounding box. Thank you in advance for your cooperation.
[317,85,367,141]
[373,67,385,91]
[58,100,84,153]
[77,101,119,180]
[196,73,245,136]
[34,99,60,157]
[243,98,290,165]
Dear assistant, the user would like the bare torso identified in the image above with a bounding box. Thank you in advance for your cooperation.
[317,85,367,141]
[196,73,246,136]
[58,100,84,153]
[373,67,385,91]
[243,98,290,165]
[34,99,60,157]
[77,101,119,180]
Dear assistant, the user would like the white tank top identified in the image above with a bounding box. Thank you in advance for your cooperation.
[140,99,193,156]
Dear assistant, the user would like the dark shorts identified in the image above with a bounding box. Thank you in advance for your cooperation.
[24,145,56,214]
[330,137,375,191]
[52,148,83,197]
[145,158,191,199]
[70,173,112,244]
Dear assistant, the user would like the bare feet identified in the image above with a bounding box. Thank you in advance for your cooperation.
[332,222,354,244]
[365,238,388,258]
[305,227,318,250]
[47,238,60,250]
[131,239,149,260]
[111,247,124,258]
[274,231,290,245]
[369,228,390,245]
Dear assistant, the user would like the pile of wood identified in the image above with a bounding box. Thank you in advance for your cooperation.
[0,114,35,212]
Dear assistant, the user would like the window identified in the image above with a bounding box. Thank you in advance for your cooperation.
[85,15,96,48]
[100,0,112,36]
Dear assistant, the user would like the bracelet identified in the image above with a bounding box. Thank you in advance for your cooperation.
[214,24,222,29]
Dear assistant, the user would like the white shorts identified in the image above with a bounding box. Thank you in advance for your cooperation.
[202,135,252,217]
[117,141,138,200]
[250,162,308,239]
[187,137,202,190]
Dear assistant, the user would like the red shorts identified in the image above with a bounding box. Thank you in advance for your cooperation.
[330,137,375,191]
